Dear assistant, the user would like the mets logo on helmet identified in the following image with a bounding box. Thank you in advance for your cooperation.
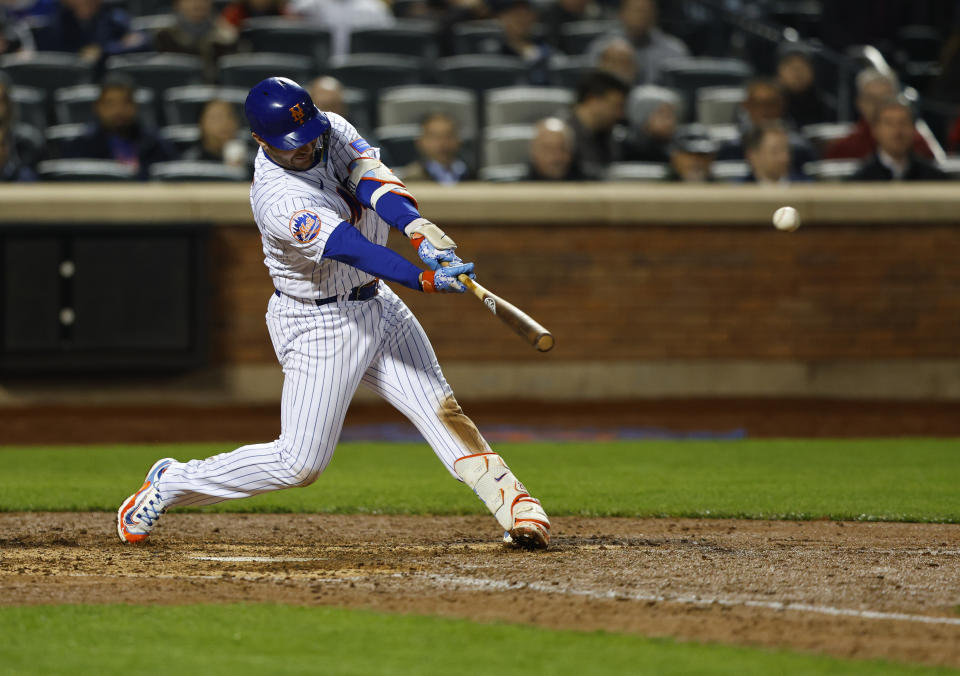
[289,210,321,243]
[289,103,305,125]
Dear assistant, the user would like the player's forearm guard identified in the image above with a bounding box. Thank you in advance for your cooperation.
[347,157,417,210]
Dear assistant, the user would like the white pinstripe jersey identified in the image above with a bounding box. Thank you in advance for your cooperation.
[249,112,390,300]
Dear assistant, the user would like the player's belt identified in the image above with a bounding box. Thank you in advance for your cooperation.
[275,280,379,307]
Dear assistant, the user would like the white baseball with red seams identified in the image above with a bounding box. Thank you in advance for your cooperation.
[131,113,549,548]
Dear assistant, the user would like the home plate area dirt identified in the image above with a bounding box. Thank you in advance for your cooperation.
[2,514,960,668]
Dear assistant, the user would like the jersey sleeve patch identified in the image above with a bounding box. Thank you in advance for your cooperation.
[289,209,323,244]
[350,138,372,154]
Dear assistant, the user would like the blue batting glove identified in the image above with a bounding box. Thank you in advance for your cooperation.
[421,262,475,293]
[413,236,463,270]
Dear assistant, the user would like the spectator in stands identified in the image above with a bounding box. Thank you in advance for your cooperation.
[825,68,934,160]
[593,36,637,85]
[850,97,947,182]
[743,121,808,184]
[487,0,552,86]
[668,124,717,182]
[290,0,393,56]
[621,85,679,163]
[588,0,688,84]
[717,78,815,175]
[402,112,473,184]
[181,99,251,171]
[525,117,583,180]
[62,75,176,180]
[220,0,287,28]
[0,126,35,181]
[307,76,347,117]
[33,0,147,64]
[539,0,604,52]
[560,70,629,180]
[155,0,239,83]
[776,45,831,129]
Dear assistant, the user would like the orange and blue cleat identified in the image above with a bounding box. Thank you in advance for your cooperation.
[116,458,175,544]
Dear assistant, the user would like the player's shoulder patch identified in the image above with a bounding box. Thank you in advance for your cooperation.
[289,209,322,244]
[350,138,372,154]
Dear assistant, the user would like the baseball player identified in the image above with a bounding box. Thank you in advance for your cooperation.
[117,77,550,549]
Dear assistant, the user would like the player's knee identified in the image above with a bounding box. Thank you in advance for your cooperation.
[277,445,329,488]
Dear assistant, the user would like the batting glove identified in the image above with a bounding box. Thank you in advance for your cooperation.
[421,262,475,293]
[413,236,464,270]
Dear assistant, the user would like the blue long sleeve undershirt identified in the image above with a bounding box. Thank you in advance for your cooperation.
[353,178,421,231]
[323,221,422,291]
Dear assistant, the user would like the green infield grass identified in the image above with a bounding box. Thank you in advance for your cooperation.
[0,439,958,521]
[0,604,954,676]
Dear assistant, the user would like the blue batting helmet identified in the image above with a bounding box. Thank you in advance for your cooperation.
[245,77,331,150]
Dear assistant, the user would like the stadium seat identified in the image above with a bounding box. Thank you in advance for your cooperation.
[106,53,205,93]
[482,124,535,167]
[803,159,861,181]
[44,122,89,158]
[129,13,177,36]
[627,85,684,128]
[377,86,478,138]
[0,52,94,97]
[547,54,591,89]
[349,20,438,59]
[710,160,750,181]
[158,124,202,154]
[658,57,752,113]
[436,56,526,93]
[149,161,249,181]
[801,122,855,150]
[478,164,527,182]
[12,123,45,166]
[329,54,422,97]
[705,124,740,145]
[55,85,157,127]
[239,18,331,70]
[452,21,504,55]
[372,124,420,167]
[218,53,314,90]
[341,87,373,135]
[163,85,248,125]
[8,86,47,129]
[606,162,669,181]
[37,159,137,181]
[696,86,744,126]
[558,20,620,55]
[484,86,573,127]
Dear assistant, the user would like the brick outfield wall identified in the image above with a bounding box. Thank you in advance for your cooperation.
[209,222,960,365]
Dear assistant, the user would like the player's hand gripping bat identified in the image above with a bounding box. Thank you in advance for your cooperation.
[440,261,555,352]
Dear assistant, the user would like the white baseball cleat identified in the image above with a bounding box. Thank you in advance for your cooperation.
[454,452,551,550]
[116,458,175,544]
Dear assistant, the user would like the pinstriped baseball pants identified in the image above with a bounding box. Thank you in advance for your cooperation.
[159,284,491,508]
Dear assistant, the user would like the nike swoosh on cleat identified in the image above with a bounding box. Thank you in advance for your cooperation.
[494,473,507,482]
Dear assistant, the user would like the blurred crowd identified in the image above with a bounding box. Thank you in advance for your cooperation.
[1,0,960,183]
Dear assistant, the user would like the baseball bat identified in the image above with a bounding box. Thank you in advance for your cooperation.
[440,261,555,352]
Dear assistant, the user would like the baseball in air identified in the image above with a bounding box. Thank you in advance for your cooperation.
[772,206,800,232]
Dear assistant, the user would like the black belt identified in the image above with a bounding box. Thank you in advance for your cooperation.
[275,281,379,307]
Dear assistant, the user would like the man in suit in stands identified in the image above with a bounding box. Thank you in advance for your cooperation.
[825,67,934,161]
[850,97,948,181]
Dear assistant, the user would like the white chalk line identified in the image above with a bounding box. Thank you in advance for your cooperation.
[421,574,960,627]
[191,556,324,563]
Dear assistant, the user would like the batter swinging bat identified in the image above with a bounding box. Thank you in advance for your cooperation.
[441,261,555,352]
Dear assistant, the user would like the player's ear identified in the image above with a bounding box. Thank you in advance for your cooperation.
[251,132,268,150]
